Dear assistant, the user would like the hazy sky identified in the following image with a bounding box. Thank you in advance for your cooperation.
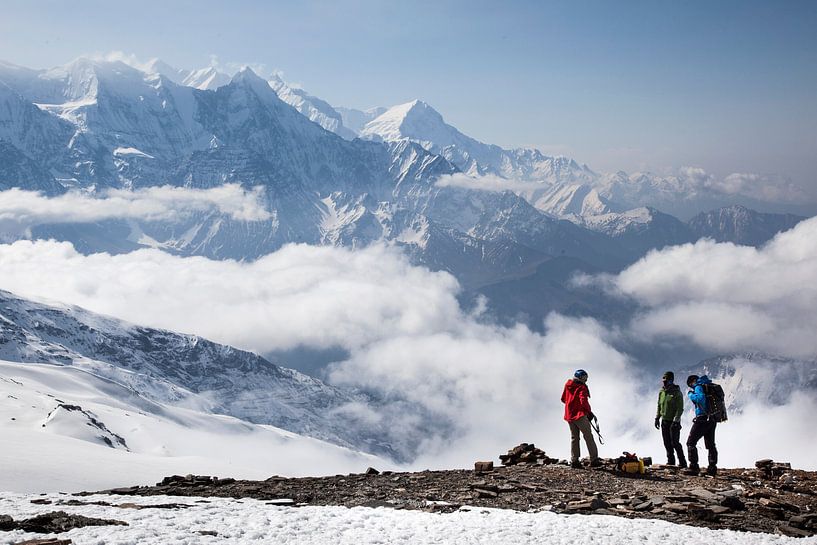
[2,0,816,190]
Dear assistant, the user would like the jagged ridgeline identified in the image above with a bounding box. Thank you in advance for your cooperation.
[0,288,432,461]
[0,58,810,298]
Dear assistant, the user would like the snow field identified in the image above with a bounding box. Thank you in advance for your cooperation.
[0,493,813,545]
[0,360,386,493]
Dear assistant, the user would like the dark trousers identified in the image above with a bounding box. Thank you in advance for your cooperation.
[686,416,717,468]
[661,420,686,465]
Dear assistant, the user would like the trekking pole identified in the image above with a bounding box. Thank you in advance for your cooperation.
[590,417,605,445]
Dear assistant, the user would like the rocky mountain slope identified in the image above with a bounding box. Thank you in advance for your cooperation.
[685,353,817,411]
[0,288,404,458]
[688,205,805,245]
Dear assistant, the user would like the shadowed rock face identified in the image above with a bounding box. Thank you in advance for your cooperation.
[100,457,817,537]
[687,205,805,246]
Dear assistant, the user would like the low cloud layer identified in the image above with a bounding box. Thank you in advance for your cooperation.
[436,168,809,209]
[0,185,270,237]
[677,167,807,203]
[595,216,817,358]
[436,173,536,195]
[0,238,814,468]
[0,241,457,354]
[0,239,649,465]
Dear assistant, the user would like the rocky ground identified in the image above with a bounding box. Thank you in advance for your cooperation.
[86,451,816,538]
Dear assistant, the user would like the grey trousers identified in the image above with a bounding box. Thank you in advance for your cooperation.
[568,415,599,462]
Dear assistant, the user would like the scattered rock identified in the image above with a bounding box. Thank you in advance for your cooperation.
[116,502,190,510]
[566,498,609,511]
[499,443,556,466]
[720,496,746,511]
[2,511,128,533]
[0,514,14,530]
[474,488,498,498]
[96,460,817,536]
[14,538,73,545]
[759,497,800,512]
[688,507,718,521]
[197,530,218,537]
[365,467,380,476]
[755,459,794,480]
[776,525,813,538]
[474,461,494,472]
[757,506,788,521]
[687,488,718,502]
[648,495,665,506]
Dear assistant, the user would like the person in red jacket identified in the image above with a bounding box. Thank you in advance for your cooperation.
[561,369,601,468]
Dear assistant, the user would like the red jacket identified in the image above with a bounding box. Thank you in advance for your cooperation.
[561,379,592,422]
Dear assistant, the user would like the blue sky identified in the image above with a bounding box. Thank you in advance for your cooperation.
[2,0,816,190]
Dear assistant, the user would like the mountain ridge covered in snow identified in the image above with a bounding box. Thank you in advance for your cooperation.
[0,288,408,459]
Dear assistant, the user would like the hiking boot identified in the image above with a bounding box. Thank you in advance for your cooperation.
[589,459,603,468]
[678,460,688,469]
[570,461,583,469]
[683,465,700,476]
[706,465,718,477]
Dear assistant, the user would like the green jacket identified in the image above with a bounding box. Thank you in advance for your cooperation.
[656,384,684,422]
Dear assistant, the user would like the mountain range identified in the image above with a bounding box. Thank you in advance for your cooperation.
[1,56,813,341]
[0,55,813,366]
[1,57,810,279]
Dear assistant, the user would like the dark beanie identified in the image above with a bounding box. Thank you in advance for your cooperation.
[686,374,699,387]
[662,371,674,382]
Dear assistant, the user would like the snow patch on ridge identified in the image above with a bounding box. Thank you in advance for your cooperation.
[113,147,155,159]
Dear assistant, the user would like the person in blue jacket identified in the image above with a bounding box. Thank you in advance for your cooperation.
[684,374,718,476]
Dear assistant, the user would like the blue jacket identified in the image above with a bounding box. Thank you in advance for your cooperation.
[688,375,712,416]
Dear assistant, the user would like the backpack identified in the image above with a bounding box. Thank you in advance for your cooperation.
[702,382,728,423]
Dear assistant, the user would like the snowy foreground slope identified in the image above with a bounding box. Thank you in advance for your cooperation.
[1,493,811,545]
[0,359,388,493]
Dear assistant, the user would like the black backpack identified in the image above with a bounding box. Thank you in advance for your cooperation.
[702,382,728,423]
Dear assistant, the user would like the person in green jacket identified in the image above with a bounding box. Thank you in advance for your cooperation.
[654,371,687,467]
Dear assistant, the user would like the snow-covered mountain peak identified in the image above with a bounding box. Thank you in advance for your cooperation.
[232,65,264,82]
[33,57,164,105]
[142,57,182,78]
[360,99,447,143]
[230,66,277,95]
[124,57,231,90]
[266,73,356,139]
[183,66,231,90]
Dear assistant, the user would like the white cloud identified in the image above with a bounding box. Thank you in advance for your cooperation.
[0,184,271,236]
[673,167,806,202]
[0,238,813,468]
[94,51,155,72]
[0,239,650,464]
[435,173,539,196]
[0,240,458,354]
[599,216,817,358]
[719,172,807,202]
